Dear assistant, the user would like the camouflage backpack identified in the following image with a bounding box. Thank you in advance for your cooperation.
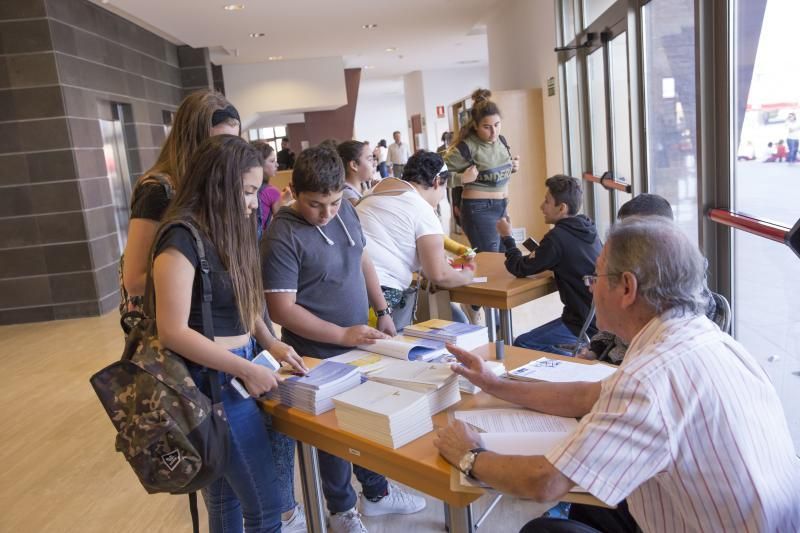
[91,220,229,530]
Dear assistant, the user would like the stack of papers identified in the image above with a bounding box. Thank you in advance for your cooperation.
[357,335,447,361]
[507,357,617,383]
[268,361,361,415]
[453,408,579,489]
[369,361,461,414]
[403,319,489,350]
[333,381,433,449]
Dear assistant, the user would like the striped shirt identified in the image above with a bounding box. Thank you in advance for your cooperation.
[546,311,800,532]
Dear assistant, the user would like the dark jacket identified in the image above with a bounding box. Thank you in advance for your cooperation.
[501,215,601,336]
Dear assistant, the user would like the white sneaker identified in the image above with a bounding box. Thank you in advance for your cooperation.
[358,483,426,517]
[281,504,307,533]
[461,304,485,327]
[328,508,368,533]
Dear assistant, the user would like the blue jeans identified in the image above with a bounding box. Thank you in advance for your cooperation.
[460,198,508,253]
[189,339,282,533]
[263,417,297,514]
[319,451,388,513]
[788,138,799,162]
[513,318,577,356]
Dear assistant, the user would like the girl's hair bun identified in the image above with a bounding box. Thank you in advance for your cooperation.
[471,88,492,103]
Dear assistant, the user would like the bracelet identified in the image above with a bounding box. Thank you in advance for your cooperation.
[375,306,393,317]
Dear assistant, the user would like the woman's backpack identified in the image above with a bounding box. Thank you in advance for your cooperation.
[92,220,228,532]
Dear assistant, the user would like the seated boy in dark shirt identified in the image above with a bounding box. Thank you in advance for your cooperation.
[497,175,601,355]
[260,145,426,529]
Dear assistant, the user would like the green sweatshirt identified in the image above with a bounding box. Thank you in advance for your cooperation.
[444,133,514,193]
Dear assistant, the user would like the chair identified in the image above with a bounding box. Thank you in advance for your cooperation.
[571,303,596,356]
[710,291,732,334]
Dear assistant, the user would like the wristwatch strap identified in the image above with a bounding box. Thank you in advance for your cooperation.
[466,447,487,479]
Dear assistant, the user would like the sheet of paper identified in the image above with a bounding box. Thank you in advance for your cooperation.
[328,350,397,374]
[508,357,617,383]
[471,276,488,283]
[454,408,578,435]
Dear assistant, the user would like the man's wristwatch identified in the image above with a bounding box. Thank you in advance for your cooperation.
[458,447,487,479]
[375,306,393,318]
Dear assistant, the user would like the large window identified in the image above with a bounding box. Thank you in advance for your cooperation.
[731,0,800,452]
[642,0,699,244]
[247,125,287,153]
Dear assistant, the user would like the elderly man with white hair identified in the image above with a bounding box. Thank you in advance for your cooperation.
[435,217,800,533]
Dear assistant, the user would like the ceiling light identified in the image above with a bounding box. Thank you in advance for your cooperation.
[249,32,265,38]
[362,23,378,29]
[385,47,397,52]
[223,4,245,10]
[363,65,375,70]
[268,56,283,61]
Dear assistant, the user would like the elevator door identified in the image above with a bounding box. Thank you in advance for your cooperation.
[100,103,133,254]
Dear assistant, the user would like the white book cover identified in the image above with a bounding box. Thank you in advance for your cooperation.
[507,357,617,383]
[333,381,431,418]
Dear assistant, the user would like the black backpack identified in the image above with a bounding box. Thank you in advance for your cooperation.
[92,220,228,533]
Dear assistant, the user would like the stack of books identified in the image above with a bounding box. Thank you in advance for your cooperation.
[333,381,433,449]
[268,361,361,415]
[403,319,489,350]
[369,361,461,414]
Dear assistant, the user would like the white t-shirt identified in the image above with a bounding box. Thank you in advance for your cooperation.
[356,188,443,290]
[375,145,388,164]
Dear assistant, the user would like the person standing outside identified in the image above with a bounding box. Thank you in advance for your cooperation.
[276,137,295,170]
[387,130,409,178]
[786,112,799,162]
[444,89,520,253]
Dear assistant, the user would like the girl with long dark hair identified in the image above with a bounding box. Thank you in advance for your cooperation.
[152,135,306,533]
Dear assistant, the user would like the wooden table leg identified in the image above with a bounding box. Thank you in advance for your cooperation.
[444,503,475,533]
[297,442,327,533]
[498,309,514,344]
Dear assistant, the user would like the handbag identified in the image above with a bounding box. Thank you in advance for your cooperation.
[91,220,229,533]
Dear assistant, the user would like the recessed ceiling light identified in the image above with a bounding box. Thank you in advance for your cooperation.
[223,4,245,11]
[385,47,397,52]
[249,32,265,38]
[268,56,283,61]
[362,23,378,29]
[363,65,375,70]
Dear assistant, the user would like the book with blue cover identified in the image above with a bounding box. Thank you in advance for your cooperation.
[403,319,489,349]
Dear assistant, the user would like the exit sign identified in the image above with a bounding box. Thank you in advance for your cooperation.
[436,105,445,118]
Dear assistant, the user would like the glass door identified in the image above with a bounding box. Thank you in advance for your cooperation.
[558,1,634,236]
[727,0,800,452]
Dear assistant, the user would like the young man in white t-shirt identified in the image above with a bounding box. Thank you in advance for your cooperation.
[356,151,474,329]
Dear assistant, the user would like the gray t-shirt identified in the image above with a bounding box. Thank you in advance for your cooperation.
[261,200,369,359]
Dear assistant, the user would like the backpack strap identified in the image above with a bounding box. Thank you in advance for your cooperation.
[456,141,473,165]
[499,135,512,158]
[189,492,200,533]
[144,219,223,402]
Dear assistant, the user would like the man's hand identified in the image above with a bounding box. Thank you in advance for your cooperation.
[434,420,484,467]
[267,341,309,373]
[511,156,520,173]
[496,216,512,237]
[446,344,502,392]
[376,314,397,337]
[340,325,390,347]
[461,165,479,184]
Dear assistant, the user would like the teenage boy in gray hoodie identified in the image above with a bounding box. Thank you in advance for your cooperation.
[261,145,426,532]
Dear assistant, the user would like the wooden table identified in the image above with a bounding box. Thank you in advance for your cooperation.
[447,252,556,343]
[260,344,607,533]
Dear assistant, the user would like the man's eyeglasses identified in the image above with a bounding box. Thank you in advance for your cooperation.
[582,272,620,287]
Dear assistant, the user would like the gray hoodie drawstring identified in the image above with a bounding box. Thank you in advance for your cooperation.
[314,214,355,246]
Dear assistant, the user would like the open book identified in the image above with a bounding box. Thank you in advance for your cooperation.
[357,335,447,361]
